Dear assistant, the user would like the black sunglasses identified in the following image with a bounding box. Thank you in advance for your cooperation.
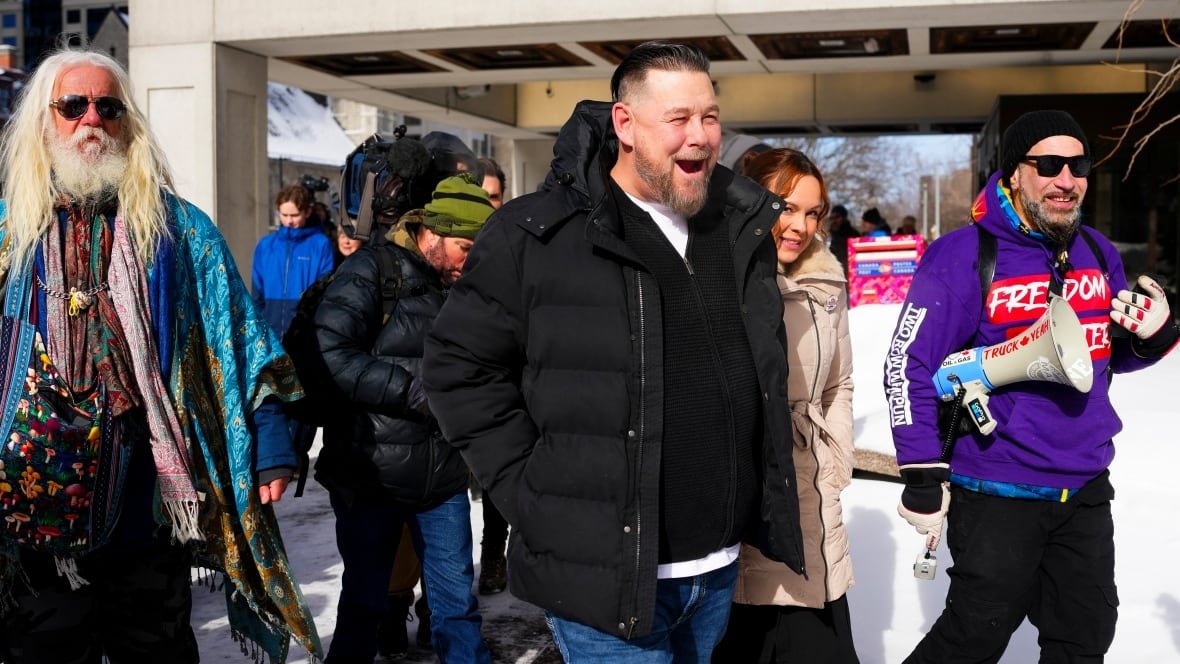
[48,95,126,121]
[1021,154,1092,178]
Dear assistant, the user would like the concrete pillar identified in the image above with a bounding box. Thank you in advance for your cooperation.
[129,42,269,280]
[513,139,559,195]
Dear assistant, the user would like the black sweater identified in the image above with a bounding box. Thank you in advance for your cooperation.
[616,187,762,564]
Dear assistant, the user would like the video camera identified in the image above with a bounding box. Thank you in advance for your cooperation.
[338,125,478,243]
[301,174,331,194]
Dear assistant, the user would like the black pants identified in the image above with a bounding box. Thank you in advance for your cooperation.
[713,594,859,663]
[906,472,1118,664]
[481,496,508,559]
[0,533,198,664]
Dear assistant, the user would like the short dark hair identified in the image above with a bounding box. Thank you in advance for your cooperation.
[862,207,885,226]
[477,157,505,190]
[610,41,711,102]
[276,184,312,211]
[831,205,848,217]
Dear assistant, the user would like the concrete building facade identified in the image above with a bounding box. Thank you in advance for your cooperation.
[122,0,1179,272]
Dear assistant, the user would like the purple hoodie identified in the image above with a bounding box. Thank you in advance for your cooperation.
[884,171,1160,489]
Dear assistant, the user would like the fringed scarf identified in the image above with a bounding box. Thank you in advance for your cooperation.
[47,202,138,413]
[2,194,323,662]
[42,206,203,544]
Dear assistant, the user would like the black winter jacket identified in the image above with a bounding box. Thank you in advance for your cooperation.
[423,100,804,638]
[313,242,469,509]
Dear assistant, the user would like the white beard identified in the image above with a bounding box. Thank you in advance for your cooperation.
[49,126,127,201]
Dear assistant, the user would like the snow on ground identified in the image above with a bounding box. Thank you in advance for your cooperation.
[194,303,1180,663]
[191,439,561,664]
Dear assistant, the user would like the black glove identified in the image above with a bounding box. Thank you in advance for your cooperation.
[898,463,951,549]
[407,377,431,418]
[1134,321,1180,358]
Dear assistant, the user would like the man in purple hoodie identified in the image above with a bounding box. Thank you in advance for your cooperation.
[884,110,1180,663]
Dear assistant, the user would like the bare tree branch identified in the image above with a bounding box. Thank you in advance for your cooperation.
[1112,0,1148,62]
[1098,3,1180,181]
[1126,112,1180,178]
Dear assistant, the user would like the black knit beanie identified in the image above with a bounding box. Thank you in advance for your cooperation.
[1001,110,1090,181]
[862,207,884,226]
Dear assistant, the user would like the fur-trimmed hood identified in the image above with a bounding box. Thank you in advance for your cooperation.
[779,236,846,288]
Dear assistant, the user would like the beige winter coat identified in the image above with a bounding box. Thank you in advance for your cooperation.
[733,238,856,608]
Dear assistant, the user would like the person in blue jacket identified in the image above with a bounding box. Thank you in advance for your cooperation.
[860,207,891,237]
[252,184,335,336]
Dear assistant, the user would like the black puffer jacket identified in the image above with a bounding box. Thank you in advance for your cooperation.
[423,100,804,638]
[313,241,468,509]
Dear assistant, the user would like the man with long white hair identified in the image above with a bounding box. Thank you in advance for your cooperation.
[0,48,320,663]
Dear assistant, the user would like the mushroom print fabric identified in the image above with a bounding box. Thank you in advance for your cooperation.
[0,332,121,555]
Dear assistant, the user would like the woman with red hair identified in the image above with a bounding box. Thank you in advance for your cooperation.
[716,148,859,663]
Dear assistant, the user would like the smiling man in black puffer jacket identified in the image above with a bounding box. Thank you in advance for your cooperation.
[423,42,804,662]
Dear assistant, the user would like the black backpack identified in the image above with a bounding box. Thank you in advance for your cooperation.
[281,248,405,495]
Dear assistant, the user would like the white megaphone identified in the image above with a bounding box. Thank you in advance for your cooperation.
[933,292,1094,435]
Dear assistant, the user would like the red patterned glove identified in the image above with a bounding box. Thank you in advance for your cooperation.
[1111,275,1180,357]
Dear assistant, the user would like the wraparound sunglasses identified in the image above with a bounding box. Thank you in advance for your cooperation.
[48,95,126,121]
[1021,154,1092,178]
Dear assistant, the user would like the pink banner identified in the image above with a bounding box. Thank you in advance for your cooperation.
[847,235,926,308]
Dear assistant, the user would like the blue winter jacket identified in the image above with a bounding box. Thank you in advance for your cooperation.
[884,171,1164,489]
[251,225,334,336]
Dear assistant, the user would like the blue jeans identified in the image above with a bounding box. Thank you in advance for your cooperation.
[326,490,491,664]
[545,561,738,663]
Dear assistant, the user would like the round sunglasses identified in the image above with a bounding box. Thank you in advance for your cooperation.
[1021,154,1092,178]
[48,95,126,121]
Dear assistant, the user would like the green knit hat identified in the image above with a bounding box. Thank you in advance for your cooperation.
[414,173,495,239]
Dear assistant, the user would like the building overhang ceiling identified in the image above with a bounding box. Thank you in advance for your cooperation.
[216,0,1178,138]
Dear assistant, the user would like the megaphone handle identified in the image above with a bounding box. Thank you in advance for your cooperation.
[939,379,967,463]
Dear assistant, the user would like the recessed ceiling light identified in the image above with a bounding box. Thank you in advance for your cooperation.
[496,49,524,57]
[994,28,1022,36]
[819,39,846,47]
[353,55,382,62]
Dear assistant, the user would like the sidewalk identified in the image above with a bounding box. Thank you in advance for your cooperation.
[191,440,562,663]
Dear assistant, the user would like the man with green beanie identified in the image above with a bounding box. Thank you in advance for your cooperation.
[312,173,494,664]
[391,173,495,286]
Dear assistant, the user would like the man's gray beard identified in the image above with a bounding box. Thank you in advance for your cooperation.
[1020,189,1081,248]
[633,140,711,219]
[49,128,127,203]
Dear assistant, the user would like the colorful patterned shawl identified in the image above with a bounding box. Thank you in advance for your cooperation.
[0,194,322,663]
[155,194,321,662]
